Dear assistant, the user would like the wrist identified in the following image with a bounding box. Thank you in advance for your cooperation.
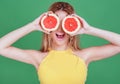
[27,23,38,32]
[84,26,96,35]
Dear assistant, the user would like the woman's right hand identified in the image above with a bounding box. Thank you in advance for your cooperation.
[31,12,50,34]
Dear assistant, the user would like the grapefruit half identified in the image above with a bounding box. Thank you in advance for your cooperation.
[62,15,82,35]
[41,13,59,31]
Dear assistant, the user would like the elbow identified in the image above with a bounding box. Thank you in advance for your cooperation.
[0,46,11,50]
[111,43,120,53]
[0,47,5,51]
[118,47,120,53]
[116,46,120,53]
[0,45,5,50]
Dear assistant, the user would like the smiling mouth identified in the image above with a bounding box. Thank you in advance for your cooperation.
[56,33,65,39]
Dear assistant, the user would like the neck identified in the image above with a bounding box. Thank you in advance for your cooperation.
[51,44,68,51]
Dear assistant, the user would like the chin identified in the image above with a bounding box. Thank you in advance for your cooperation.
[51,31,70,46]
[54,40,68,46]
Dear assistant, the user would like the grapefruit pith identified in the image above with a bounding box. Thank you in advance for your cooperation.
[41,13,59,31]
[62,15,82,35]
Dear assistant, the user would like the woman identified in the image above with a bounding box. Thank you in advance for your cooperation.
[0,1,120,84]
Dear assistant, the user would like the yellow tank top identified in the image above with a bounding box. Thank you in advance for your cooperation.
[37,48,87,84]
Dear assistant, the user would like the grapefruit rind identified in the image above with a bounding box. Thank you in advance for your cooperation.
[62,15,81,35]
[41,13,59,31]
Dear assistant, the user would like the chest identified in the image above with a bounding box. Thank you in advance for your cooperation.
[37,52,87,84]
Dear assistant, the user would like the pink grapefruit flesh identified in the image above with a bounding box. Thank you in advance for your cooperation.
[41,13,59,31]
[62,15,82,35]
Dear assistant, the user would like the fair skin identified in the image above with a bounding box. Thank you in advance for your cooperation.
[0,10,120,71]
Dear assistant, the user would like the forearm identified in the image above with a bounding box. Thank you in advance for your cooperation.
[0,23,36,49]
[85,26,120,46]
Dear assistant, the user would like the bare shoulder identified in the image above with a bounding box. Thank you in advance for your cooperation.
[74,44,120,66]
[73,47,95,58]
[24,49,42,56]
[73,47,96,66]
[24,49,49,66]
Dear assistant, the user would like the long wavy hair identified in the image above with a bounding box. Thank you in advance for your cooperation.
[40,2,81,52]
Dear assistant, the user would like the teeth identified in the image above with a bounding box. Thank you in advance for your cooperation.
[56,32,64,35]
[58,35,63,37]
[56,33,65,38]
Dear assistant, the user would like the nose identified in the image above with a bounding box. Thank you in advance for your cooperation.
[57,26,64,32]
[56,22,64,32]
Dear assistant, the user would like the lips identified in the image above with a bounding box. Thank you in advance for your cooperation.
[56,32,65,39]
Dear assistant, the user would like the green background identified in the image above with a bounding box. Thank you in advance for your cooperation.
[0,0,120,84]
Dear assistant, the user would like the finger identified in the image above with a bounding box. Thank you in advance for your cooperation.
[47,11,54,14]
[36,12,47,22]
[71,14,84,27]
[44,31,51,34]
[71,14,85,22]
[40,29,51,34]
[34,13,48,29]
[70,34,76,36]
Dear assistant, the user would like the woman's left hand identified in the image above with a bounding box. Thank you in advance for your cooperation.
[71,14,92,36]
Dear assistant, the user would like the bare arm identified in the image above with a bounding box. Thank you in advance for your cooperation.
[0,12,49,49]
[0,13,47,68]
[84,27,120,62]
[0,23,36,49]
[74,14,120,63]
[0,23,38,65]
[86,26,120,47]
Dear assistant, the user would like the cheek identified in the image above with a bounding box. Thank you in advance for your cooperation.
[50,31,70,42]
[66,35,70,41]
[50,32,56,40]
